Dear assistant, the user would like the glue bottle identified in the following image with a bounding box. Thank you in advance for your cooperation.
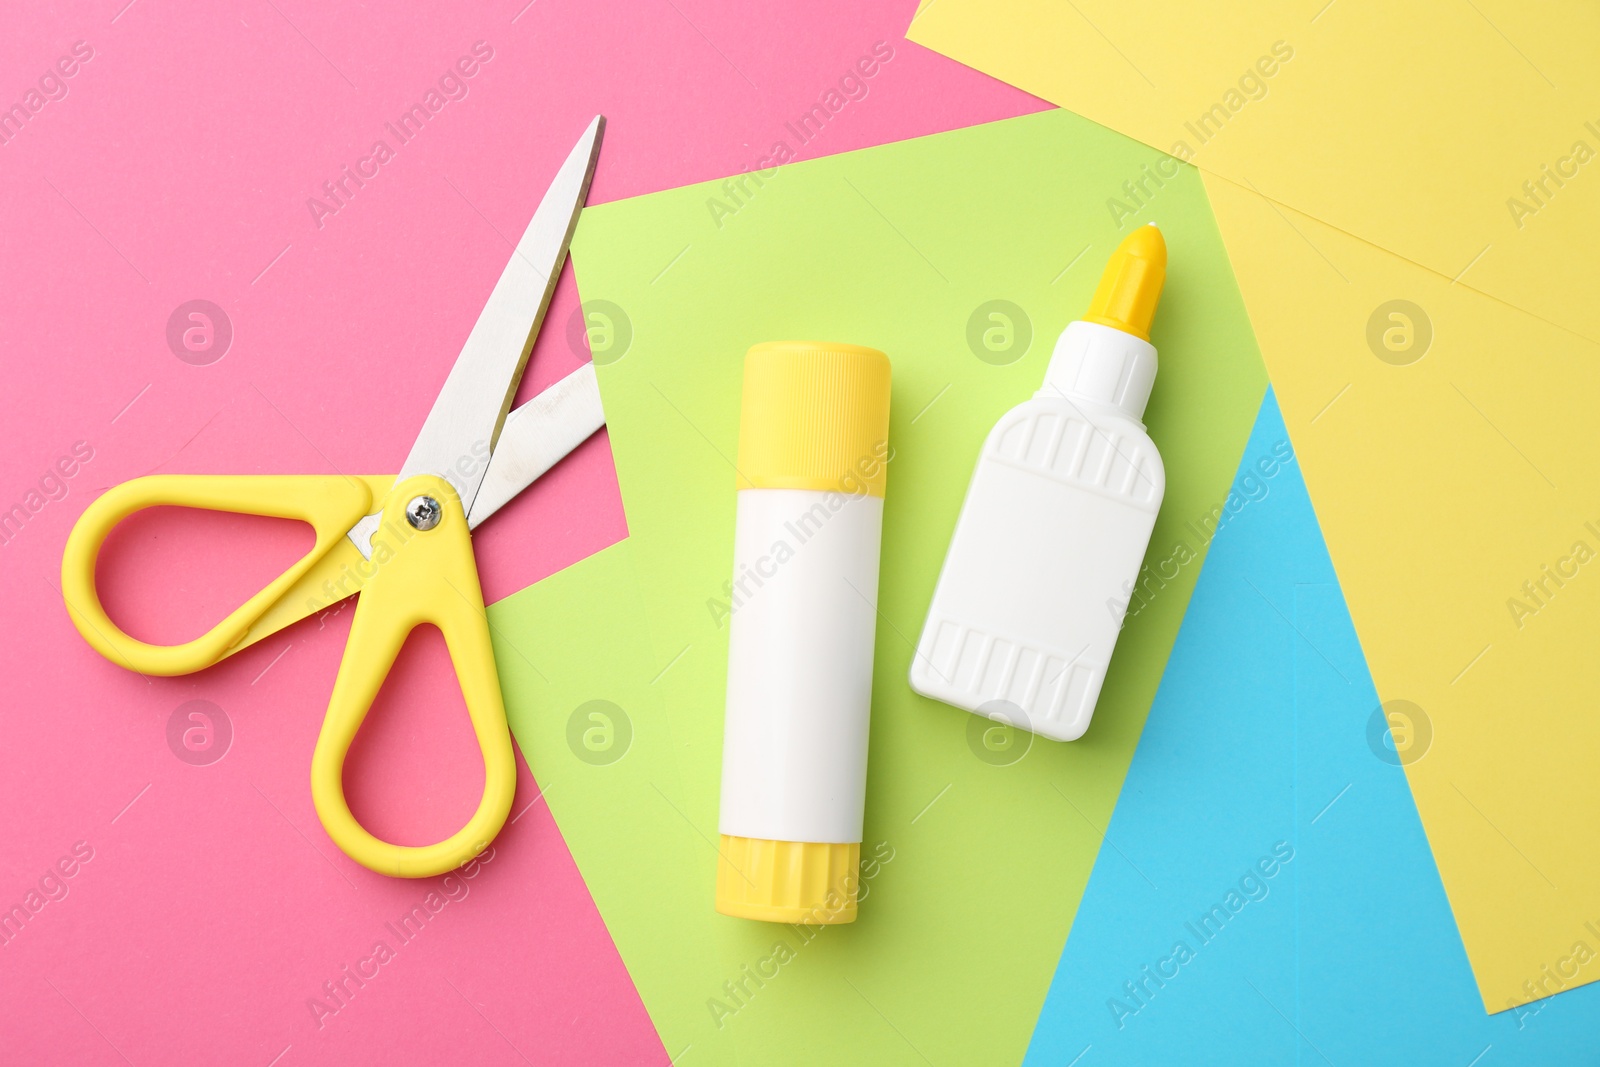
[716,341,892,924]
[910,224,1167,742]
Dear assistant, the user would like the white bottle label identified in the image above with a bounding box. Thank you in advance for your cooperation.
[721,488,884,842]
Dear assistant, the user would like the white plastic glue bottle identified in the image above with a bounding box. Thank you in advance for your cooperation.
[910,224,1167,742]
[716,341,892,924]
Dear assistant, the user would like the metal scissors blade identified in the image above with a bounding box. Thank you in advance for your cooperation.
[348,115,604,557]
[466,360,605,527]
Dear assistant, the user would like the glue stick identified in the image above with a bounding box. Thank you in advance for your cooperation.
[910,224,1168,742]
[716,341,892,924]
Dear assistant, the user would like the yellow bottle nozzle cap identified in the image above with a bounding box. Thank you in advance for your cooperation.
[1083,223,1167,342]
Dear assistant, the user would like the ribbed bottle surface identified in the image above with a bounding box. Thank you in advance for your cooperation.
[716,835,860,924]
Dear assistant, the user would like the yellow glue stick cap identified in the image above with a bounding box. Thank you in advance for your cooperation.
[1083,223,1167,342]
[735,341,891,497]
[716,835,860,924]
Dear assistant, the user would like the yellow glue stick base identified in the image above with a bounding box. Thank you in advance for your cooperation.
[716,835,860,924]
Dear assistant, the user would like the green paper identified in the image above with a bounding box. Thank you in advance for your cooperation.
[494,109,1267,1065]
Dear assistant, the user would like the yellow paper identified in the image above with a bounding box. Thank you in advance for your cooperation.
[1199,169,1600,1011]
[908,0,1600,341]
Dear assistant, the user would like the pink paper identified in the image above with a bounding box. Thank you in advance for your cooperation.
[0,0,1038,1061]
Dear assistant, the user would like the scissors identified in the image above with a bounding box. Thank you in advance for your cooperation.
[61,117,609,878]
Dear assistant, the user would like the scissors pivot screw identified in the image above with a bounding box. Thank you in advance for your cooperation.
[405,495,443,532]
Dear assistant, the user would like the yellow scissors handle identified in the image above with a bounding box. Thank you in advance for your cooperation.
[310,474,516,878]
[61,475,380,676]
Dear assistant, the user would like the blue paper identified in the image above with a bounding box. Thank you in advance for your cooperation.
[1024,390,1598,1065]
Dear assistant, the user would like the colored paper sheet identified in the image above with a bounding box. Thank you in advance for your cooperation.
[1200,173,1600,1011]
[1025,391,1600,1064]
[906,0,1600,342]
[518,107,1266,1064]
